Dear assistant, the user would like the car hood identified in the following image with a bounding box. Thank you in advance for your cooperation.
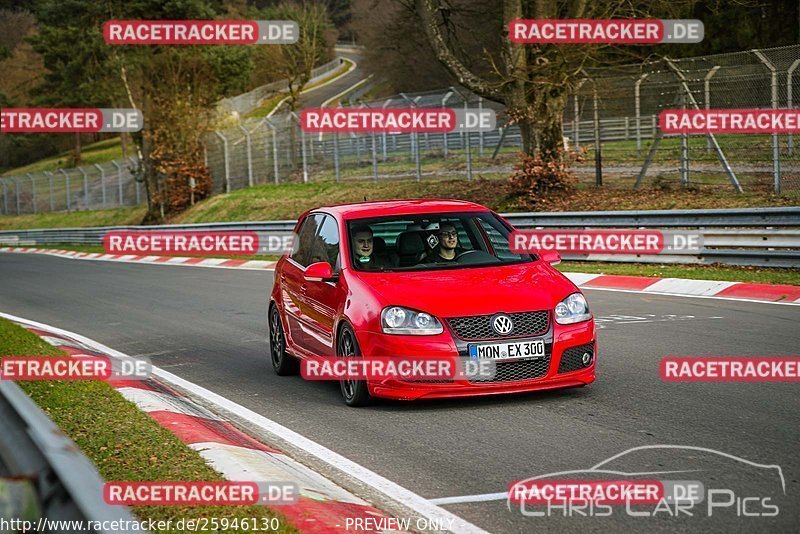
[354,261,577,318]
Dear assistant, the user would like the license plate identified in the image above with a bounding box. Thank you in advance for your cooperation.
[468,339,545,360]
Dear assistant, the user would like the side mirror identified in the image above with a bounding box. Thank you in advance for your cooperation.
[539,250,561,265]
[304,261,336,282]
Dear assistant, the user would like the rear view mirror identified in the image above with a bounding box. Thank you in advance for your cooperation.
[539,250,561,265]
[304,261,336,282]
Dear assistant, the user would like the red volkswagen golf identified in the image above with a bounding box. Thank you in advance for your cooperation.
[269,199,596,406]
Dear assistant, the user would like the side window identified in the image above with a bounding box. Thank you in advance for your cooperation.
[315,215,341,270]
[476,218,520,260]
[291,214,324,267]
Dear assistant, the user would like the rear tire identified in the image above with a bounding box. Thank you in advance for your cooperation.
[337,324,371,407]
[270,304,298,376]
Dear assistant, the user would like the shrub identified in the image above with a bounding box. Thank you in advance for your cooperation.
[507,150,579,208]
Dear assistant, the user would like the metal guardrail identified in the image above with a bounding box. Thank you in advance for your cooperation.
[0,207,798,267]
[0,379,144,532]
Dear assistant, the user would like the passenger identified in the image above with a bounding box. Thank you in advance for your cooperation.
[352,225,385,270]
[425,223,464,263]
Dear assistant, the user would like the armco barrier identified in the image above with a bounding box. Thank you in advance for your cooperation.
[0,207,798,267]
[0,379,143,532]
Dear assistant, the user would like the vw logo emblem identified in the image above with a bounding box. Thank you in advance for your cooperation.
[491,314,514,335]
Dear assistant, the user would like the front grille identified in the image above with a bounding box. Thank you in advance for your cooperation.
[447,311,549,340]
[558,343,595,374]
[469,355,551,383]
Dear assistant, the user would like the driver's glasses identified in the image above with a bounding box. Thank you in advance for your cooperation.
[440,231,458,238]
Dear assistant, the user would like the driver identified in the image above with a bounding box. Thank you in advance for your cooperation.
[424,222,463,263]
[352,225,385,270]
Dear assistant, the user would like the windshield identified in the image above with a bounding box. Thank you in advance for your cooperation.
[347,212,536,272]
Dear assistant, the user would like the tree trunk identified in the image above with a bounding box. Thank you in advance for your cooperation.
[138,97,165,225]
[532,85,567,158]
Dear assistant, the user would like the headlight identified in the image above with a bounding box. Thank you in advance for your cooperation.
[554,293,591,325]
[381,306,443,335]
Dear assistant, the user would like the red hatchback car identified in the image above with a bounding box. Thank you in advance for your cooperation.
[269,199,596,406]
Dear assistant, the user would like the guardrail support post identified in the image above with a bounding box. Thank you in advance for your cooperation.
[26,173,36,214]
[753,50,780,194]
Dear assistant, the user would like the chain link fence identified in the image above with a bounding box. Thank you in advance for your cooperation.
[205,45,800,196]
[5,45,800,217]
[0,158,143,216]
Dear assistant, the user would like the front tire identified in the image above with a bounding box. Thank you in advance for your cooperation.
[270,304,298,376]
[337,324,371,407]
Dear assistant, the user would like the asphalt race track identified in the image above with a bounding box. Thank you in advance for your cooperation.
[1,253,798,533]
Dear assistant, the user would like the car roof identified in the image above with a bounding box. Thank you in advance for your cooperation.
[312,199,490,220]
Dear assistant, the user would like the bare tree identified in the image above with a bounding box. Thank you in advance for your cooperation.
[414,0,696,158]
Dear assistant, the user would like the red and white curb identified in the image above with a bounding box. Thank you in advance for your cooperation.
[2,246,798,305]
[0,312,484,534]
[0,247,277,271]
[564,272,800,305]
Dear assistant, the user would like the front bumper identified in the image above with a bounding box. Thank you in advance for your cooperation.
[356,319,596,401]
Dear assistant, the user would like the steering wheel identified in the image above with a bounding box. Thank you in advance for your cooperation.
[454,250,480,261]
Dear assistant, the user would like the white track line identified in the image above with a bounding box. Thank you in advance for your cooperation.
[0,311,487,534]
[580,286,800,306]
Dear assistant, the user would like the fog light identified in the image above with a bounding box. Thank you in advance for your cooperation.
[581,352,592,365]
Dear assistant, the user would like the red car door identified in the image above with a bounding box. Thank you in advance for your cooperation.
[300,214,342,357]
[280,214,324,353]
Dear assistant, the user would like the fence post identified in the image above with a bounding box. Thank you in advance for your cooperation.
[573,79,586,149]
[360,103,378,181]
[0,179,7,214]
[592,85,602,186]
[263,118,279,184]
[634,73,649,155]
[441,91,453,158]
[60,169,71,211]
[478,97,484,155]
[753,50,780,194]
[239,125,254,187]
[79,167,89,209]
[291,112,309,183]
[26,173,36,214]
[704,66,720,154]
[130,157,141,204]
[680,93,689,187]
[381,98,393,161]
[215,131,231,193]
[12,177,20,215]
[45,171,54,211]
[788,59,800,155]
[399,92,421,180]
[333,131,340,182]
[111,160,123,206]
[95,164,106,206]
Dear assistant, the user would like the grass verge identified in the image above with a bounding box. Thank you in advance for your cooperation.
[0,318,295,533]
[2,138,125,176]
[2,244,796,285]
